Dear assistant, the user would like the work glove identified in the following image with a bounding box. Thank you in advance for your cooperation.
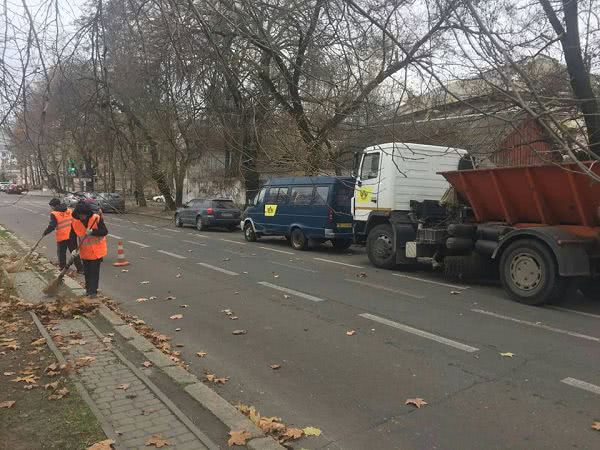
[86,229,93,236]
[71,249,79,257]
[43,229,51,237]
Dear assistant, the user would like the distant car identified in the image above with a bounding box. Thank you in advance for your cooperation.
[6,184,24,194]
[152,195,165,203]
[63,192,100,212]
[175,198,241,231]
[0,182,11,192]
[94,192,125,213]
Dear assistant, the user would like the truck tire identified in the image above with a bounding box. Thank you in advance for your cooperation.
[579,280,600,300]
[367,224,397,269]
[499,239,566,306]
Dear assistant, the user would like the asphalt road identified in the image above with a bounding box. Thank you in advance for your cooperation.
[2,193,599,450]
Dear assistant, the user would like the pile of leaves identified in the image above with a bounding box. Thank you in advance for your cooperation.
[236,404,321,446]
[0,292,99,324]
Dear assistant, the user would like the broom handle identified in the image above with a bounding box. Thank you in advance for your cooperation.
[24,235,45,258]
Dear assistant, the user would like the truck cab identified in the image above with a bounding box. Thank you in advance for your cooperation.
[353,143,467,268]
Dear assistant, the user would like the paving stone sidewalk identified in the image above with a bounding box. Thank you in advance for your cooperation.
[55,318,214,450]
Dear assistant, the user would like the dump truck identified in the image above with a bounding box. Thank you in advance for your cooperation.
[352,142,600,305]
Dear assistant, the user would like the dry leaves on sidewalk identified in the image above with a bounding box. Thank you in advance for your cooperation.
[145,435,171,447]
[117,384,130,391]
[270,364,281,370]
[87,439,115,450]
[0,400,15,408]
[405,398,428,408]
[48,387,69,400]
[228,430,252,446]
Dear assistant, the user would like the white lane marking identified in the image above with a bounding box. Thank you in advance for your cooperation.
[359,313,479,353]
[187,232,207,238]
[220,238,246,245]
[561,377,600,396]
[144,224,157,228]
[392,273,468,290]
[471,309,600,343]
[313,257,364,269]
[111,217,124,221]
[548,306,600,320]
[258,281,325,302]
[165,228,181,233]
[183,239,206,246]
[270,261,317,273]
[346,279,424,299]
[197,262,238,275]
[108,234,123,239]
[128,240,150,248]
[259,246,295,255]
[153,234,172,238]
[157,250,187,259]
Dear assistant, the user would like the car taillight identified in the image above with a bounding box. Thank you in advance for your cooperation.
[206,207,214,215]
[327,207,334,223]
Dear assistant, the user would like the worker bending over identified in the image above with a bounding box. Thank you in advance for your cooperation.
[72,201,108,298]
[43,198,83,273]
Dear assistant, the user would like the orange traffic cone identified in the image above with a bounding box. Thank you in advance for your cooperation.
[113,241,130,267]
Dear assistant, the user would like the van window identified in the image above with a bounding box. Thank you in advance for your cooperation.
[335,183,353,209]
[266,187,289,204]
[290,186,313,205]
[360,152,380,180]
[313,186,330,205]
[255,188,266,205]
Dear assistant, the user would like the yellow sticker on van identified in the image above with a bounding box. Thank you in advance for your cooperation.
[264,204,278,217]
[356,186,373,204]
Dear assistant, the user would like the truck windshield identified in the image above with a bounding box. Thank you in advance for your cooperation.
[360,153,380,180]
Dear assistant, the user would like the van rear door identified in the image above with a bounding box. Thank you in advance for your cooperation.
[332,181,354,230]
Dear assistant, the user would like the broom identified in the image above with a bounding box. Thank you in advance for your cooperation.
[5,234,46,273]
[43,217,98,296]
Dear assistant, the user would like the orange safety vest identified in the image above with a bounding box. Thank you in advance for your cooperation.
[50,209,73,242]
[72,214,107,260]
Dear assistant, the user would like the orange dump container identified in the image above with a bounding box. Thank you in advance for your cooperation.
[440,162,600,228]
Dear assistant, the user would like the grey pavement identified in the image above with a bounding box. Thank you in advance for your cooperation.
[2,192,600,450]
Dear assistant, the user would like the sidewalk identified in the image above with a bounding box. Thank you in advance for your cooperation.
[0,227,285,450]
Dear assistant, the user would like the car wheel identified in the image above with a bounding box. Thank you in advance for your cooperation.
[175,214,183,228]
[244,223,257,242]
[332,239,353,251]
[499,239,566,306]
[290,228,308,250]
[367,224,397,269]
[196,216,205,231]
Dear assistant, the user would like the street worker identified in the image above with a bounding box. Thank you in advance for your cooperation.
[71,201,108,298]
[43,198,83,273]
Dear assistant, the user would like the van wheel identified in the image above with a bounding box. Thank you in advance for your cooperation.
[499,239,566,306]
[244,223,257,242]
[175,214,183,228]
[196,216,205,231]
[332,239,352,251]
[367,224,397,269]
[290,228,308,250]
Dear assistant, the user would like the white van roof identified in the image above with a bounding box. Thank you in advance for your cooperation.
[364,142,468,156]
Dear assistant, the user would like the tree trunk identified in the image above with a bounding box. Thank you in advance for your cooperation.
[174,164,186,207]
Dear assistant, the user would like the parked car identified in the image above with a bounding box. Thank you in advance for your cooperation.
[63,192,100,212]
[93,192,125,213]
[241,176,355,250]
[0,182,11,192]
[6,184,24,194]
[152,195,165,203]
[175,198,241,231]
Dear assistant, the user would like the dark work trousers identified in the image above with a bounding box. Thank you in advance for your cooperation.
[82,258,102,296]
[57,239,83,271]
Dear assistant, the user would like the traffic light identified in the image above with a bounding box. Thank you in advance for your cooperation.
[67,159,77,176]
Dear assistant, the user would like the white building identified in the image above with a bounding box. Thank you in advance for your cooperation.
[0,131,20,182]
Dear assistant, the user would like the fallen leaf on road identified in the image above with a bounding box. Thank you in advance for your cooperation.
[222,309,233,315]
[405,398,428,408]
[140,281,150,284]
[102,337,112,344]
[179,304,188,308]
[303,426,322,436]
[87,439,115,450]
[346,330,356,336]
[175,344,184,348]
[281,427,303,442]
[356,272,367,278]
[149,296,157,300]
[31,337,46,346]
[12,375,37,384]
[230,316,239,320]
[145,435,171,447]
[121,269,128,273]
[48,387,69,400]
[270,364,281,370]
[142,361,153,368]
[283,294,290,299]
[592,421,600,431]
[0,400,15,408]
[117,384,130,391]
[44,382,59,390]
[136,298,148,303]
[450,290,461,295]
[175,273,181,278]
[500,352,515,358]
[165,296,176,301]
[232,330,247,335]
[223,258,230,261]
[107,333,114,337]
[228,430,252,447]
[175,328,181,332]
[203,372,229,384]
[169,314,183,320]
[272,273,279,278]
[196,352,207,358]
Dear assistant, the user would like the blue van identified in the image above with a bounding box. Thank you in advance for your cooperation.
[241,176,355,250]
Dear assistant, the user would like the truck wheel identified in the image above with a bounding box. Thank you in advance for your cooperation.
[579,280,600,300]
[290,228,308,250]
[499,239,566,305]
[367,224,397,269]
[244,223,257,242]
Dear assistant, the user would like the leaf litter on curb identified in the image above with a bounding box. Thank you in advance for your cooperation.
[228,430,252,446]
[203,371,229,384]
[145,435,171,447]
[87,439,115,450]
[405,398,428,408]
[0,400,15,408]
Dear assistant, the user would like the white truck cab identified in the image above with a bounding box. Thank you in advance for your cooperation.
[352,142,468,268]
